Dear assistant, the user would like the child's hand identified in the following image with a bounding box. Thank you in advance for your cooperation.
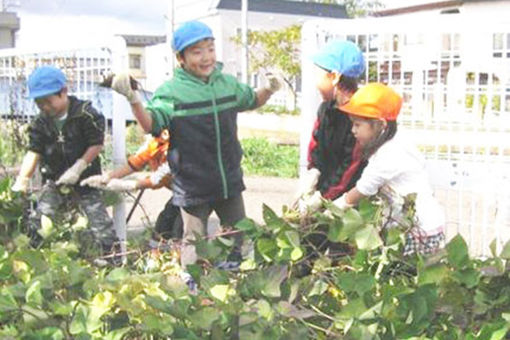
[111,73,141,104]
[80,174,110,188]
[332,194,353,210]
[12,176,30,193]
[264,73,284,93]
[56,159,88,186]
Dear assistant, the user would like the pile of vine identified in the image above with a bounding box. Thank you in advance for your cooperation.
[1,176,510,339]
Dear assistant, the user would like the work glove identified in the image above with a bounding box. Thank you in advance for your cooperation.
[332,193,353,211]
[111,73,141,104]
[56,159,88,186]
[298,190,323,216]
[12,176,30,193]
[149,163,171,187]
[264,73,285,93]
[291,168,321,208]
[80,173,111,188]
[106,178,138,192]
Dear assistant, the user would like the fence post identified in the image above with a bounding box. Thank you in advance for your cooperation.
[109,37,129,257]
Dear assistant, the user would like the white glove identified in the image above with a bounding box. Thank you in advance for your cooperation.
[56,159,88,186]
[149,163,171,187]
[298,190,323,216]
[264,73,284,93]
[12,176,30,193]
[80,173,110,188]
[111,73,141,104]
[291,168,321,209]
[106,178,138,192]
[332,194,354,211]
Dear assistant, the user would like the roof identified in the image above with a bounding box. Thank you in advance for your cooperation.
[217,0,347,18]
[119,35,166,47]
[375,0,503,17]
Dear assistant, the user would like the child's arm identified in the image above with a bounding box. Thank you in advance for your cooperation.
[111,73,153,132]
[12,151,41,193]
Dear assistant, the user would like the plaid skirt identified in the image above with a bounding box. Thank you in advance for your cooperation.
[403,231,445,257]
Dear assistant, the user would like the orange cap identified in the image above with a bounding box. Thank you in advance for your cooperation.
[339,83,402,121]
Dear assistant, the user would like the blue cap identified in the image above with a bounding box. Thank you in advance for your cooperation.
[27,66,67,99]
[312,40,365,77]
[172,21,214,52]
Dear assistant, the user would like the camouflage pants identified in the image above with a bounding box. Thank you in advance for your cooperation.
[29,181,118,253]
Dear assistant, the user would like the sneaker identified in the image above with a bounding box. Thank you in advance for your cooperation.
[215,251,242,271]
[180,271,198,295]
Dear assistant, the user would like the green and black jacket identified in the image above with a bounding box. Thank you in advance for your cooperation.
[28,95,105,188]
[147,65,257,207]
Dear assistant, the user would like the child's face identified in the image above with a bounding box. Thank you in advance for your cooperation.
[34,90,68,118]
[350,116,385,146]
[178,38,216,81]
[314,65,336,101]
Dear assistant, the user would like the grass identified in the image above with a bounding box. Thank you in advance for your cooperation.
[241,137,299,178]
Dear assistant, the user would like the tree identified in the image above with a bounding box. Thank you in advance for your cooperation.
[302,0,384,17]
[233,24,301,110]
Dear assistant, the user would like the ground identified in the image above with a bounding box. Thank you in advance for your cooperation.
[124,175,299,235]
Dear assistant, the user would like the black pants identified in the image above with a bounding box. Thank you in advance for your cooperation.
[154,199,183,240]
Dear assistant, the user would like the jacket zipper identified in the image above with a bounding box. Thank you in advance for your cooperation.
[210,83,228,199]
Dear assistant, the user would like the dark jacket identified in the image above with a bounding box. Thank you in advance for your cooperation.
[308,100,366,200]
[147,65,257,207]
[28,95,105,186]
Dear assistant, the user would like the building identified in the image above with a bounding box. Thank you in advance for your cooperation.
[0,11,19,48]
[375,0,510,18]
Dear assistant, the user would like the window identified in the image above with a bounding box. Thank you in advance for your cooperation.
[129,54,142,69]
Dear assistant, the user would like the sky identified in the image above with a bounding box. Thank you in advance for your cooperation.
[11,0,436,49]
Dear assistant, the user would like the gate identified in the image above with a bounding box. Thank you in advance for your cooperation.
[300,16,510,256]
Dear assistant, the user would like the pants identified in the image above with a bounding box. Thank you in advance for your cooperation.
[154,198,183,239]
[29,181,118,253]
[180,194,245,267]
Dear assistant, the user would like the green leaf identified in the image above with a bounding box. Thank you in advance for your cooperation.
[308,280,328,297]
[256,238,278,262]
[209,284,233,303]
[25,280,43,307]
[417,263,449,285]
[261,265,288,298]
[189,307,220,331]
[239,258,257,271]
[255,299,274,321]
[336,272,376,296]
[0,289,18,312]
[39,214,54,239]
[342,209,364,231]
[262,204,288,231]
[446,235,470,269]
[105,268,130,283]
[355,225,383,251]
[499,240,510,259]
[89,291,115,322]
[103,327,131,340]
[452,268,481,288]
[290,247,303,261]
[30,327,65,340]
[327,220,345,243]
[72,215,88,231]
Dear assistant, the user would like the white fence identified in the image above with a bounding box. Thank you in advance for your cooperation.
[301,16,510,256]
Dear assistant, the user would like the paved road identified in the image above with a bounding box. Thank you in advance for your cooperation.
[124,175,299,234]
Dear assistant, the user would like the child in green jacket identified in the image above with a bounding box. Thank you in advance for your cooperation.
[110,20,281,290]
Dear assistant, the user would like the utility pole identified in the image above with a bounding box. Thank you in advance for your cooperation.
[167,0,175,77]
[241,0,248,84]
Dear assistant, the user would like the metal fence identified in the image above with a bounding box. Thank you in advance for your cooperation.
[300,16,510,256]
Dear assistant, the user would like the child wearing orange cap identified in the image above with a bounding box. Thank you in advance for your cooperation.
[334,83,445,256]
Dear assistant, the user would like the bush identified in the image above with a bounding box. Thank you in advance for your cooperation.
[241,137,299,178]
